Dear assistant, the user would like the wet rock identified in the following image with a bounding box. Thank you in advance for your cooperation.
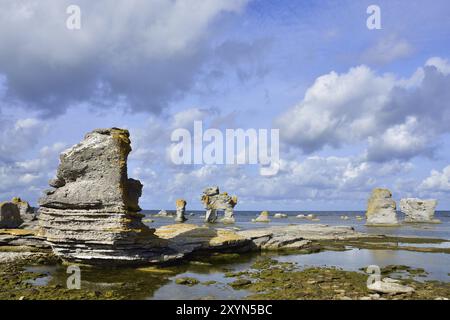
[253,211,271,223]
[229,279,252,288]
[400,198,440,223]
[201,186,238,224]
[175,199,187,223]
[0,202,23,228]
[274,213,288,219]
[365,188,399,226]
[37,128,170,266]
[175,277,200,286]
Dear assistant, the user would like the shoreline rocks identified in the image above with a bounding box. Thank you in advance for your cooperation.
[365,188,399,226]
[37,128,172,266]
[274,213,288,219]
[400,198,440,223]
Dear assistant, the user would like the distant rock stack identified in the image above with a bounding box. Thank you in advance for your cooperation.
[201,186,238,224]
[175,199,187,223]
[38,128,167,265]
[0,201,23,228]
[365,188,399,226]
[11,197,36,222]
[400,198,440,223]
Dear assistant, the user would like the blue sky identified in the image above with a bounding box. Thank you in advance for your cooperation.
[1,0,450,211]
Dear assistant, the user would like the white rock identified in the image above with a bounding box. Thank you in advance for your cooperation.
[400,198,440,223]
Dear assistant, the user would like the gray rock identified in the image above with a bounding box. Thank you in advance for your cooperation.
[0,202,23,228]
[365,188,399,226]
[37,128,171,266]
[201,187,238,224]
[400,198,440,223]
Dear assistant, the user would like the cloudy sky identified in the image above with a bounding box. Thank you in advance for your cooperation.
[1,0,450,211]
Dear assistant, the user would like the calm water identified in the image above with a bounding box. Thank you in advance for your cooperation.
[24,211,450,299]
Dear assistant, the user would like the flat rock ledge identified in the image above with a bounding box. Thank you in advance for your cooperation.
[2,223,370,265]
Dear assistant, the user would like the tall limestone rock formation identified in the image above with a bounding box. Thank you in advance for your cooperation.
[38,128,168,265]
[365,188,399,226]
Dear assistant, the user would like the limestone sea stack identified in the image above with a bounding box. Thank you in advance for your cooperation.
[175,199,187,223]
[400,198,440,223]
[201,186,238,224]
[365,188,399,226]
[37,128,167,265]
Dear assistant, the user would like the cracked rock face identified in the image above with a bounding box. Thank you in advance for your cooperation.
[365,188,399,226]
[400,198,439,223]
[38,128,168,266]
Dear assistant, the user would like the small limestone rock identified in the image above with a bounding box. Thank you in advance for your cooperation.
[400,198,440,223]
[253,211,271,223]
[365,188,399,226]
[274,213,288,219]
[154,210,174,218]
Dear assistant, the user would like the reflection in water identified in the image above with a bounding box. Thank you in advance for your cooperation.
[25,248,449,300]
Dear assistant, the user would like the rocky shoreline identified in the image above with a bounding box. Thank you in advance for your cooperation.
[1,127,449,300]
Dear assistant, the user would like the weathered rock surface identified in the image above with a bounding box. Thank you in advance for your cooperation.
[274,213,288,219]
[175,199,187,223]
[37,128,172,265]
[400,198,440,223]
[253,211,271,223]
[366,188,399,226]
[0,202,23,228]
[201,187,238,224]
[154,223,366,254]
[154,224,250,255]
